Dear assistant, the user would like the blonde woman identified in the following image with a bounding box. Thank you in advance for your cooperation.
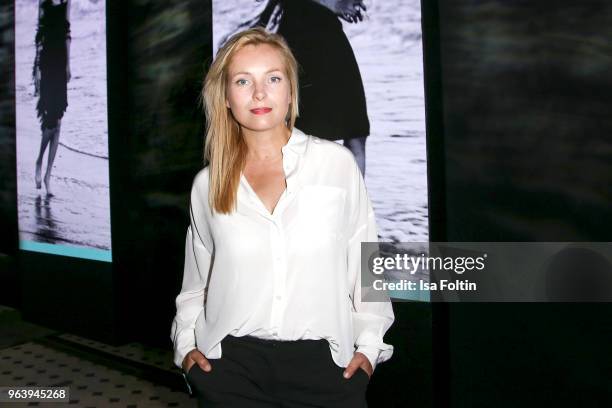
[171,27,394,407]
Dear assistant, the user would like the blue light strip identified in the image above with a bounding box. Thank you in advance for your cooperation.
[19,240,112,263]
[389,288,431,302]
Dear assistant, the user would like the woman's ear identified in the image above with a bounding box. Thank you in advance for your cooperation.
[226,99,230,109]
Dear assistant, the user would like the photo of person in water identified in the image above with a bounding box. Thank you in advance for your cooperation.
[33,0,71,196]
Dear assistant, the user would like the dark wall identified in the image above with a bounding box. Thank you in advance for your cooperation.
[0,1,16,254]
[20,251,115,340]
[367,303,433,408]
[439,1,612,406]
[110,0,212,345]
[0,0,18,308]
[440,0,612,241]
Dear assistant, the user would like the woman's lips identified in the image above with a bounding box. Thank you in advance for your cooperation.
[250,107,272,115]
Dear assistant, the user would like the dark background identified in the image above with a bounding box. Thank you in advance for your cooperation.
[437,1,612,407]
[1,0,611,407]
[0,1,18,304]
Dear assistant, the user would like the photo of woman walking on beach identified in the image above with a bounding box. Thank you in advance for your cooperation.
[15,0,111,259]
[33,0,71,196]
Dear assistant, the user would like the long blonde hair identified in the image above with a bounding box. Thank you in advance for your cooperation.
[203,27,299,214]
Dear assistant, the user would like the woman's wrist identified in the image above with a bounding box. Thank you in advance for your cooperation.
[355,346,380,372]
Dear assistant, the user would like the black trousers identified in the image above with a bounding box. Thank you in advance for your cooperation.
[186,335,369,408]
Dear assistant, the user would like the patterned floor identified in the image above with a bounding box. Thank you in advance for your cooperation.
[57,334,177,374]
[0,307,196,408]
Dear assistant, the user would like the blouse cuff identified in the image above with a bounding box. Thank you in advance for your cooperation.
[355,345,381,371]
[354,332,394,372]
[171,323,196,368]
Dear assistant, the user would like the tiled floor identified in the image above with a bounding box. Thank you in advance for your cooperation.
[57,334,178,374]
[0,306,196,407]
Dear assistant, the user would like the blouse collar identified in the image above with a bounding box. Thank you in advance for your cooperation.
[281,127,308,157]
[239,127,309,217]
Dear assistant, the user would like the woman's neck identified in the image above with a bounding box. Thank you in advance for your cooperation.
[242,126,291,162]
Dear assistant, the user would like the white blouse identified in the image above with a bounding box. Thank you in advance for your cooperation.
[171,128,394,371]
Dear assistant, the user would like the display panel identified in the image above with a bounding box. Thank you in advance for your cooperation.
[213,0,429,244]
[15,0,111,262]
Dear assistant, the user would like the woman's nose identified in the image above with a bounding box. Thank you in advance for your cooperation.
[253,82,266,101]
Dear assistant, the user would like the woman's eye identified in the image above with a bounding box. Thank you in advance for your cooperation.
[236,79,249,86]
[270,76,282,83]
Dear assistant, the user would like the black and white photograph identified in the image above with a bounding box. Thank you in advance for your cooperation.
[213,0,429,243]
[15,0,111,261]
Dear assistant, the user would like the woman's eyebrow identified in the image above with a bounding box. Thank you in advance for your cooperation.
[230,68,283,78]
[230,71,252,77]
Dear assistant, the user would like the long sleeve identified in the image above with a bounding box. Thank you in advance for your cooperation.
[346,158,394,371]
[170,172,214,369]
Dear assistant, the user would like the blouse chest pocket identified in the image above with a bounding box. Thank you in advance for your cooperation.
[293,185,347,241]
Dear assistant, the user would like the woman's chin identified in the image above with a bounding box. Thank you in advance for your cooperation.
[240,120,287,133]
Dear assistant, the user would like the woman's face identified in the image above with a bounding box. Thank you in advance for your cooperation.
[225,44,291,134]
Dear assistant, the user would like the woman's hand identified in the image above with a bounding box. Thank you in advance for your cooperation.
[343,352,373,379]
[335,0,367,23]
[182,349,212,374]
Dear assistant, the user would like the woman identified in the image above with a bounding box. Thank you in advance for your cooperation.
[171,27,393,407]
[33,0,71,196]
